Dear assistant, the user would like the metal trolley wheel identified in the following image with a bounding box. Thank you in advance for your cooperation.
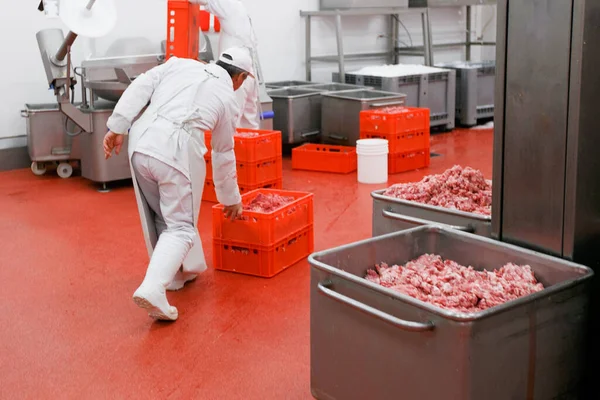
[56,162,74,179]
[31,162,47,176]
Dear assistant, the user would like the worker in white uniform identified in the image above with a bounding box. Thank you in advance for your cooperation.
[192,0,261,129]
[102,47,254,322]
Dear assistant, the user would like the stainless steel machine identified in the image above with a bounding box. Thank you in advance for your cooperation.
[31,0,273,190]
[493,1,600,392]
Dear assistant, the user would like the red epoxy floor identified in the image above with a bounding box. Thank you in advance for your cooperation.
[0,128,492,399]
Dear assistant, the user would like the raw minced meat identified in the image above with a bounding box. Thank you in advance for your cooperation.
[365,254,544,313]
[236,131,260,138]
[243,193,295,213]
[375,106,411,114]
[383,165,492,216]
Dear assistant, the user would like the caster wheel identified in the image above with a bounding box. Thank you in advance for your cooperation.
[57,162,73,179]
[31,162,46,176]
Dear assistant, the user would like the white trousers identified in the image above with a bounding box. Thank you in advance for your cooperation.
[131,152,195,289]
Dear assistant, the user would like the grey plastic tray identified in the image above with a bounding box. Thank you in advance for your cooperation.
[334,68,456,130]
[436,60,496,126]
[309,225,593,400]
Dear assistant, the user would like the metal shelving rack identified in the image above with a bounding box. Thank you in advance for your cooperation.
[299,4,497,82]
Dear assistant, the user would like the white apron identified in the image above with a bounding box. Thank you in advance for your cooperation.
[128,79,210,275]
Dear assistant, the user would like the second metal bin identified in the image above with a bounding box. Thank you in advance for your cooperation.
[309,226,593,400]
[371,189,492,238]
[22,103,83,177]
[268,87,327,144]
[321,89,406,146]
[265,80,315,90]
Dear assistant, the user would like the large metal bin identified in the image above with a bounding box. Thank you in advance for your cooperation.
[334,68,456,130]
[265,80,315,90]
[79,101,131,184]
[268,88,327,144]
[321,89,406,146]
[22,103,83,163]
[371,189,492,237]
[436,60,495,126]
[309,226,593,400]
[321,0,408,9]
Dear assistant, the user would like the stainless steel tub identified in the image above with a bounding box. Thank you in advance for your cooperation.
[265,80,315,89]
[371,189,492,237]
[309,226,593,400]
[321,89,406,146]
[268,88,327,144]
[303,83,370,92]
[22,103,82,162]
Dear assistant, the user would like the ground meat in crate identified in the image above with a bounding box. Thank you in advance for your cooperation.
[365,254,544,313]
[243,193,295,213]
[236,132,260,138]
[383,165,492,216]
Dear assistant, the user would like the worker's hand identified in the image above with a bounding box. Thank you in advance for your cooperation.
[223,203,243,221]
[103,131,124,159]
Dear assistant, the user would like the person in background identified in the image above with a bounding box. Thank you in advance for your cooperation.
[192,0,261,129]
[102,47,254,322]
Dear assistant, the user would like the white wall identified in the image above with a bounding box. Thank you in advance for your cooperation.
[0,0,496,145]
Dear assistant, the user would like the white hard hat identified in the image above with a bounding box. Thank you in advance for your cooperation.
[218,47,255,78]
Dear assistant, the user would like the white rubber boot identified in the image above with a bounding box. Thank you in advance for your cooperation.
[166,269,198,291]
[166,234,207,291]
[182,234,208,275]
[133,234,191,321]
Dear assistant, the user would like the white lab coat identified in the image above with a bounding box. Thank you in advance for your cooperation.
[195,0,261,129]
[106,57,241,274]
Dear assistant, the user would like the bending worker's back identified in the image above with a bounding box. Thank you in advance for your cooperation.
[102,47,254,322]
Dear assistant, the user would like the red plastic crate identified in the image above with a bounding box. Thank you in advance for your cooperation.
[292,144,357,174]
[205,157,282,186]
[204,129,282,163]
[388,149,431,174]
[202,178,283,203]
[213,225,314,278]
[212,189,314,246]
[360,107,430,153]
[165,1,200,61]
[361,106,430,133]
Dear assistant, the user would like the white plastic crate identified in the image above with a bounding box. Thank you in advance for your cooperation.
[334,64,456,130]
[436,61,496,127]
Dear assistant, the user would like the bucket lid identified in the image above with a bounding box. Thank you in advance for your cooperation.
[356,138,388,147]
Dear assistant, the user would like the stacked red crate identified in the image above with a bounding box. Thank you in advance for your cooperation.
[203,129,283,202]
[359,106,431,174]
[212,189,315,278]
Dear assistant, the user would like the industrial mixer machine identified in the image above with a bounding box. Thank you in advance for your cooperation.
[30,0,273,189]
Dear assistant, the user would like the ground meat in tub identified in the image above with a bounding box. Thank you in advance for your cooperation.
[243,193,295,213]
[365,254,544,313]
[383,165,492,216]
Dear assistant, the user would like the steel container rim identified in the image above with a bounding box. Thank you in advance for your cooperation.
[371,189,492,222]
[321,89,407,101]
[308,225,594,322]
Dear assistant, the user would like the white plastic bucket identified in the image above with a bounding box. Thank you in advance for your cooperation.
[356,139,389,184]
